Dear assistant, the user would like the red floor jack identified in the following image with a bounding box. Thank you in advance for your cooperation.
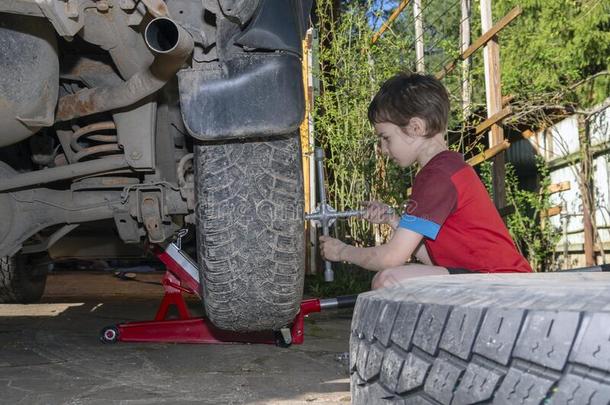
[100,238,358,347]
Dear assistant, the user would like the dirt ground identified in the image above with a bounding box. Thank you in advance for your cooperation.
[0,271,353,404]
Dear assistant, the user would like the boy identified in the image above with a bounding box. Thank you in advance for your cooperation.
[320,73,532,289]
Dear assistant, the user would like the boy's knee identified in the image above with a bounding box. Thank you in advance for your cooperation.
[371,268,402,290]
[371,271,385,290]
[371,265,448,290]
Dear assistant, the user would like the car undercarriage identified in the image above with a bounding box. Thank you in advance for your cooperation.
[0,0,312,332]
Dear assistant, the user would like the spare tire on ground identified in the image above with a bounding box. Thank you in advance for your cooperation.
[194,134,305,332]
[350,272,610,404]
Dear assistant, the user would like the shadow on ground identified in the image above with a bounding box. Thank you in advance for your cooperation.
[0,271,353,404]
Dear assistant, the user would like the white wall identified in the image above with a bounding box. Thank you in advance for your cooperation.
[530,100,610,267]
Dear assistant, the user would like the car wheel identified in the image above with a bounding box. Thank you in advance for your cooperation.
[194,134,305,332]
[0,254,47,303]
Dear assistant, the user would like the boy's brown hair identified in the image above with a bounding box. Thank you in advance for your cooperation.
[367,73,450,138]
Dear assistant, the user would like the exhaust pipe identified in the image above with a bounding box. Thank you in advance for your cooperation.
[56,18,193,122]
[145,17,184,54]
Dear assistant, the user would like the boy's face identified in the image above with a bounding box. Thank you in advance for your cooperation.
[374,120,426,168]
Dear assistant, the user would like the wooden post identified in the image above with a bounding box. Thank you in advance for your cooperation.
[480,0,503,146]
[414,0,425,73]
[460,0,471,117]
[301,29,317,275]
[578,115,596,266]
[480,0,506,209]
[562,208,569,269]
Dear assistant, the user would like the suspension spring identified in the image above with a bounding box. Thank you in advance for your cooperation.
[69,121,122,162]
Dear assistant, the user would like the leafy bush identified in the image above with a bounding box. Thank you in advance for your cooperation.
[314,0,414,246]
[480,158,560,271]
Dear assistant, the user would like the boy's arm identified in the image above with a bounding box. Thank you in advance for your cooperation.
[339,228,424,272]
[414,242,433,265]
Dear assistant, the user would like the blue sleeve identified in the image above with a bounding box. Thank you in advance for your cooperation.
[398,215,441,240]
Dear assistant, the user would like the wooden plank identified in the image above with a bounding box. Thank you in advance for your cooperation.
[578,115,596,266]
[548,181,571,194]
[542,206,562,218]
[436,6,522,80]
[372,0,411,44]
[481,0,504,147]
[466,139,510,166]
[481,0,505,209]
[414,0,425,72]
[300,32,316,275]
[544,206,563,218]
[502,94,514,106]
[475,106,512,135]
[492,153,507,210]
[460,0,472,116]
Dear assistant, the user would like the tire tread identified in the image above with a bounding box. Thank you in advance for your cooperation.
[0,255,46,303]
[195,135,305,332]
[350,274,610,404]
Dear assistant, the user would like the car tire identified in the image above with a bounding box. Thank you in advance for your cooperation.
[0,254,47,304]
[194,134,305,332]
[350,272,610,404]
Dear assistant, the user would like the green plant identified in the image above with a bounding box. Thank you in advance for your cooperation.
[314,0,414,246]
[495,0,610,108]
[480,158,561,272]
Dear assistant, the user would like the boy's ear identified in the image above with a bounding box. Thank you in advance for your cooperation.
[407,117,427,137]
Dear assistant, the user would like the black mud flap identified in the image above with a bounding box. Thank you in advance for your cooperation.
[177,53,304,140]
[177,0,311,141]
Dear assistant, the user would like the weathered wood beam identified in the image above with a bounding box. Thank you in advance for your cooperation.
[435,6,522,80]
[372,0,412,44]
[502,94,514,106]
[413,0,425,72]
[548,181,571,194]
[474,106,513,135]
[542,206,562,218]
[466,139,511,166]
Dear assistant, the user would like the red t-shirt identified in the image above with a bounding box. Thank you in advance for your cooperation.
[399,150,532,273]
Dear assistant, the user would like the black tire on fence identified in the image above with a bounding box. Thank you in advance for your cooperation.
[350,273,610,404]
[194,134,305,332]
[0,254,47,304]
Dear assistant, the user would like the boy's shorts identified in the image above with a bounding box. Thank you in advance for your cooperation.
[447,267,476,274]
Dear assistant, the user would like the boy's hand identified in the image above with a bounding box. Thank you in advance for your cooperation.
[361,200,400,228]
[319,236,349,262]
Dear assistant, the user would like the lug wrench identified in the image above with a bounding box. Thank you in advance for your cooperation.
[305,148,361,281]
[305,147,397,282]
